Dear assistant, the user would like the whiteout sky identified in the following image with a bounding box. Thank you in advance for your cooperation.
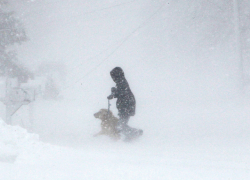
[11,0,241,103]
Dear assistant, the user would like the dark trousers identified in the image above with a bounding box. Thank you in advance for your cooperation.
[117,113,140,139]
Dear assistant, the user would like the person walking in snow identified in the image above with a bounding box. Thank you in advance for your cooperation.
[107,67,143,141]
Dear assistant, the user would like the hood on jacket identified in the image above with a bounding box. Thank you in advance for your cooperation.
[110,67,125,83]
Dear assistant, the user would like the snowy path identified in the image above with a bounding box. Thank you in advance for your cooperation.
[1,141,249,180]
[1,99,250,180]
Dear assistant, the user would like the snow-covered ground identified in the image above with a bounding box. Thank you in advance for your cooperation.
[1,99,250,180]
[1,0,250,179]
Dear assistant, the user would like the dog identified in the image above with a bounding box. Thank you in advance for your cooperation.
[93,109,120,140]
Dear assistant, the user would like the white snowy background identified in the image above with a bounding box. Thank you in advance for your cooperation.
[1,0,250,179]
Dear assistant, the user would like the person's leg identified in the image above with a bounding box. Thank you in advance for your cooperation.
[118,113,143,140]
[117,113,130,133]
[124,127,143,141]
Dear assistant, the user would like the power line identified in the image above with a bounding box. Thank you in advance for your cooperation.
[62,0,169,91]
[20,0,140,74]
[67,39,124,75]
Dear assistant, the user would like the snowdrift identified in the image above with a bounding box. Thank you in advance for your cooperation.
[0,118,44,163]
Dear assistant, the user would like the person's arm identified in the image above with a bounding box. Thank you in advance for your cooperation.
[107,87,117,99]
[111,87,118,98]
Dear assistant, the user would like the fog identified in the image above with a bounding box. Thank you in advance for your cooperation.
[1,0,250,179]
[13,0,242,101]
[12,0,246,124]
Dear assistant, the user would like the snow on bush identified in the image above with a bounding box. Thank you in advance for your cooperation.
[0,118,43,163]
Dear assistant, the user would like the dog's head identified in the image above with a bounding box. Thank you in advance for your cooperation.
[94,109,113,121]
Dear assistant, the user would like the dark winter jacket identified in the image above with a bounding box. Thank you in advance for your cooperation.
[110,67,136,117]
